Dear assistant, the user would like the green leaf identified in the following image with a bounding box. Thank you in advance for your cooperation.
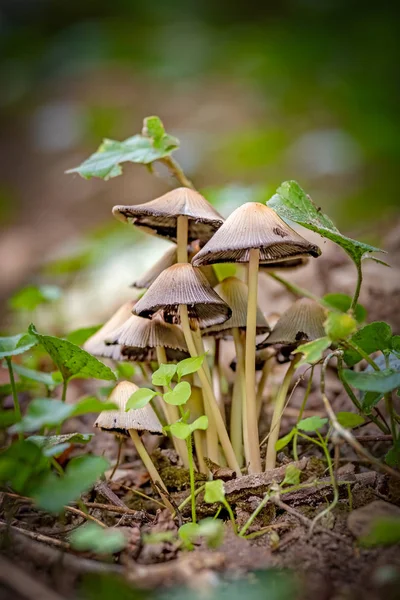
[360,517,400,547]
[71,396,118,417]
[169,422,192,440]
[385,438,400,468]
[0,333,37,358]
[0,382,28,396]
[342,368,400,394]
[336,412,365,428]
[212,264,237,282]
[10,285,61,311]
[28,433,93,456]
[70,523,126,554]
[190,415,209,432]
[0,410,18,428]
[28,324,116,382]
[152,363,177,387]
[275,428,296,451]
[324,312,358,343]
[282,464,301,486]
[66,325,102,346]
[178,522,199,550]
[343,322,393,366]
[268,181,383,267]
[176,355,205,381]
[67,116,179,180]
[12,363,58,387]
[163,381,192,406]
[204,479,225,504]
[292,336,331,365]
[33,455,109,513]
[362,391,383,413]
[196,518,224,549]
[0,440,50,495]
[322,293,367,323]
[391,335,400,354]
[126,388,157,410]
[297,416,328,432]
[116,362,135,379]
[10,399,75,433]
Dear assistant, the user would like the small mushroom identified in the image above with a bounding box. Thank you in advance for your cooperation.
[95,381,173,512]
[192,202,321,473]
[84,301,136,361]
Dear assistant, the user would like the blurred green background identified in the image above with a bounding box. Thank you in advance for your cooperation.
[0,0,399,328]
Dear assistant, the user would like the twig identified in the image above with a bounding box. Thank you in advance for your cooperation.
[83,502,146,517]
[0,521,70,550]
[0,556,67,600]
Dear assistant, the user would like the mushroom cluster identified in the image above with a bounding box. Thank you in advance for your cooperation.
[88,186,324,487]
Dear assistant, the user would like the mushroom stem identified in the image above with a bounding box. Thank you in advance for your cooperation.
[256,360,272,420]
[180,304,241,474]
[128,429,174,512]
[231,328,246,467]
[245,248,262,473]
[212,338,226,423]
[177,215,189,263]
[156,346,190,468]
[265,354,301,470]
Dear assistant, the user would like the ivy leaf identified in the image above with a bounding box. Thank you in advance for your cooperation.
[176,355,205,381]
[152,363,177,387]
[282,464,301,486]
[28,324,115,382]
[12,364,59,388]
[10,285,61,311]
[204,479,225,504]
[67,116,179,180]
[297,416,328,432]
[275,428,296,451]
[66,325,102,346]
[268,181,384,267]
[343,322,393,367]
[0,333,37,359]
[360,517,400,547]
[292,337,331,365]
[342,368,400,394]
[336,412,365,428]
[324,312,358,343]
[322,293,367,323]
[163,381,191,406]
[126,388,157,411]
[33,455,109,513]
[70,523,126,554]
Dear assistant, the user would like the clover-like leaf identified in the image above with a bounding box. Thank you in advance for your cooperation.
[163,381,191,406]
[29,324,115,382]
[126,388,157,411]
[176,355,205,381]
[297,416,328,432]
[293,337,331,365]
[70,523,127,554]
[204,479,225,504]
[169,422,192,440]
[268,181,383,267]
[0,333,37,359]
[152,363,177,387]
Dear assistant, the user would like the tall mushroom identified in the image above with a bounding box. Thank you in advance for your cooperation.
[95,381,173,512]
[133,263,240,474]
[192,202,321,473]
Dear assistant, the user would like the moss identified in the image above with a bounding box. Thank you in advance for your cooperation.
[302,456,326,480]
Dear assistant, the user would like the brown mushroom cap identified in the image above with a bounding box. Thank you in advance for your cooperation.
[113,187,224,243]
[94,381,163,437]
[203,276,270,338]
[192,203,320,266]
[106,314,189,362]
[84,301,136,361]
[257,298,327,349]
[260,256,309,271]
[133,263,232,329]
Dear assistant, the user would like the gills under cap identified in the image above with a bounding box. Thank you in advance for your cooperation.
[113,187,224,243]
[192,203,320,266]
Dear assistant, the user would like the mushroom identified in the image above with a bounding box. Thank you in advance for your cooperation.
[192,202,321,473]
[95,381,173,512]
[202,276,270,467]
[106,314,190,467]
[113,187,224,263]
[84,301,136,361]
[133,263,240,474]
[259,298,327,471]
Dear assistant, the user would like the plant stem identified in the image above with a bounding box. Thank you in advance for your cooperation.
[310,431,339,533]
[61,378,68,402]
[293,366,314,461]
[350,261,363,311]
[239,491,271,537]
[265,355,301,470]
[222,498,238,533]
[187,434,196,523]
[180,305,240,474]
[156,346,189,467]
[176,215,189,263]
[345,341,380,371]
[176,484,205,514]
[6,357,22,439]
[109,438,123,480]
[232,328,246,467]
[193,430,208,474]
[129,429,174,512]
[160,156,195,189]
[256,358,271,420]
[245,248,262,473]
[212,338,226,423]
[385,393,397,441]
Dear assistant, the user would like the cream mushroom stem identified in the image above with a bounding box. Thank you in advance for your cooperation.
[212,339,226,423]
[155,346,190,468]
[177,215,189,263]
[245,248,262,473]
[264,354,301,470]
[179,304,241,474]
[128,429,174,513]
[231,328,246,467]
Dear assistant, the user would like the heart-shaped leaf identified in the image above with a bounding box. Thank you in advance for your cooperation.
[126,388,157,410]
[163,381,191,406]
[152,363,177,387]
[297,416,328,432]
[176,355,205,381]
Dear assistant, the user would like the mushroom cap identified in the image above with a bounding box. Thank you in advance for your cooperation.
[106,314,189,362]
[203,276,270,338]
[94,381,163,436]
[131,243,219,289]
[113,187,224,243]
[133,263,232,329]
[192,203,321,266]
[260,256,309,271]
[84,301,136,361]
[257,298,327,349]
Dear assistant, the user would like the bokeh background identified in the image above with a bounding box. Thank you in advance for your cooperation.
[1,0,399,331]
